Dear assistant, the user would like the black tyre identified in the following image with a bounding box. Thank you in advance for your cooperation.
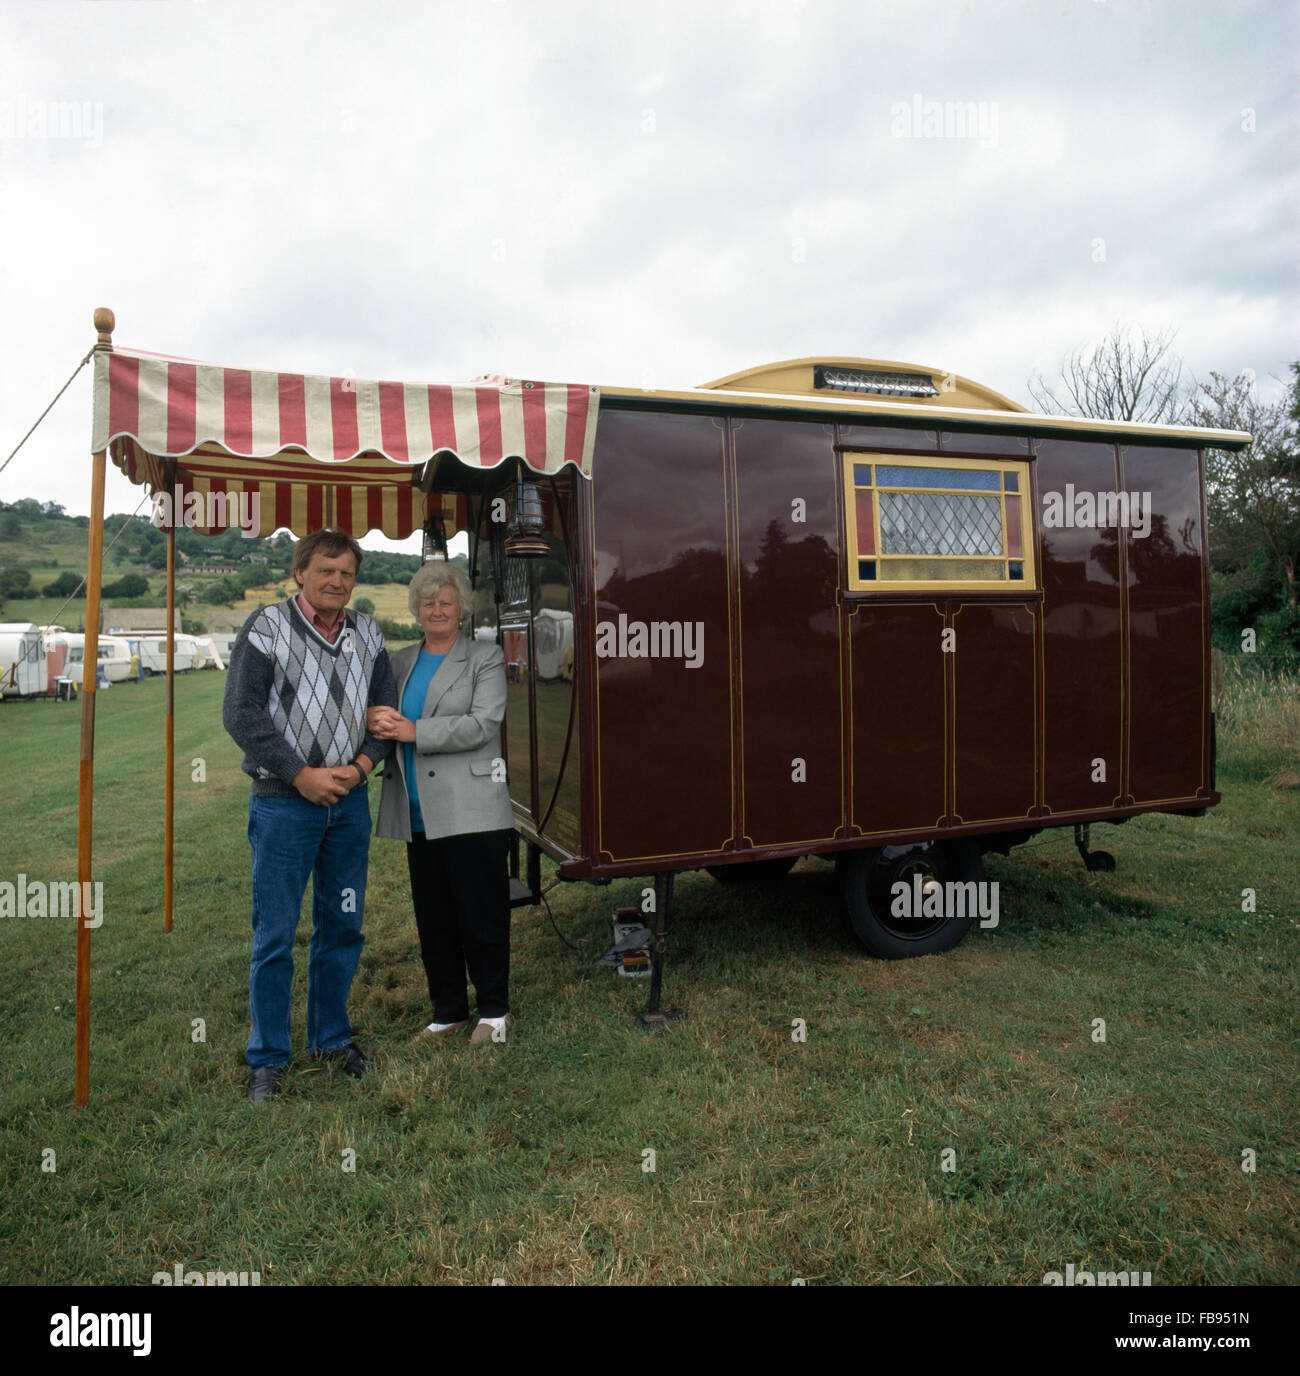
[839,839,985,958]
[705,857,797,885]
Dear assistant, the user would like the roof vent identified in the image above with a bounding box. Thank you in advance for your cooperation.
[814,365,939,398]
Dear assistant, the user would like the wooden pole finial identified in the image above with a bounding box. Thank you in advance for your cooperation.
[93,307,115,348]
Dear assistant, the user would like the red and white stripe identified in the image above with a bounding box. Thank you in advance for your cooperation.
[92,347,600,538]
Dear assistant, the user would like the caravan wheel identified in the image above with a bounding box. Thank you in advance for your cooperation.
[839,840,984,958]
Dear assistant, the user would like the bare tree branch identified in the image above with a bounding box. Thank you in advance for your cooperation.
[1028,324,1189,423]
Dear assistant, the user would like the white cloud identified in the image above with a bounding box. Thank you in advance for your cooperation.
[0,0,1295,547]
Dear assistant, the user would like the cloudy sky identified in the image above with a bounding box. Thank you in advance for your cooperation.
[1,0,1295,550]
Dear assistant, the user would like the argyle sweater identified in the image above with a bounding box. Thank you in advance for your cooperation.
[222,598,396,798]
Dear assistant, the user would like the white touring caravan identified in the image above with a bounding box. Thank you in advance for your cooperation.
[134,634,201,674]
[61,633,136,686]
[190,636,226,669]
[533,608,574,681]
[207,631,239,662]
[0,623,49,698]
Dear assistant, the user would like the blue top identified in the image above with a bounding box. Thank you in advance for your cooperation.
[401,650,445,831]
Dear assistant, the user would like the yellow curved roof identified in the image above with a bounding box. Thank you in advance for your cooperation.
[697,356,1030,412]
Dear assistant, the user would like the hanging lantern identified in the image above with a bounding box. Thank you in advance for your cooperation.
[422,506,448,561]
[505,476,548,557]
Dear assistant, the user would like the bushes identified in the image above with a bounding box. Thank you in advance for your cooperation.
[377,617,421,642]
[0,567,32,598]
[101,572,150,599]
[1253,607,1300,664]
[43,571,85,598]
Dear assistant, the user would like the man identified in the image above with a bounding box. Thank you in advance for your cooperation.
[223,529,396,1102]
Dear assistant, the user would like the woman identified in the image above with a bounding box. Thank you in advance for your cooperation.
[368,563,515,1046]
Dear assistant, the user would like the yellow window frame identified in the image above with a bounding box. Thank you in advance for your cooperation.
[843,453,1036,592]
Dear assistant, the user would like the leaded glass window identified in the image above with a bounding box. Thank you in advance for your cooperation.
[845,456,1032,590]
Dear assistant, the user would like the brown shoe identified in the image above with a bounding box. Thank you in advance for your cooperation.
[418,1020,468,1043]
[469,1016,510,1046]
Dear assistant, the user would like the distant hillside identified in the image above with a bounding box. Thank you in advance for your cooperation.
[0,498,434,631]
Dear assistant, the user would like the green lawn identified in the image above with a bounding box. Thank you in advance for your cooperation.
[0,671,1295,1285]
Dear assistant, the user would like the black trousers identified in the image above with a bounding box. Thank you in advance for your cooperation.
[405,829,513,1022]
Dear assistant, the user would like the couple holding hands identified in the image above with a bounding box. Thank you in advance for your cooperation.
[224,530,514,1102]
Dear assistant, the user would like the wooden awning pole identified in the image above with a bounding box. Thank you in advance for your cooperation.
[75,306,114,1109]
[164,482,176,932]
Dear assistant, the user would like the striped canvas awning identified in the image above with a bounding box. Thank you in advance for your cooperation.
[92,346,600,538]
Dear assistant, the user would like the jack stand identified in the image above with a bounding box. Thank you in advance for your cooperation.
[1074,824,1116,873]
[636,871,686,1028]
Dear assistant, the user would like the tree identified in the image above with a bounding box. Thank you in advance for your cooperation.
[0,567,32,598]
[1188,365,1300,613]
[1028,324,1189,423]
[44,571,85,598]
[354,596,375,616]
[102,572,150,599]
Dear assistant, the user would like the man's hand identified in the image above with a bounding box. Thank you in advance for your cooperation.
[292,765,351,806]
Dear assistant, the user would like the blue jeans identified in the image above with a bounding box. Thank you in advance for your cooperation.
[246,788,372,1069]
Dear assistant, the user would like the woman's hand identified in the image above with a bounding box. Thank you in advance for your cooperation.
[367,705,417,742]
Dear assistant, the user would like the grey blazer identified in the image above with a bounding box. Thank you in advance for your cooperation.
[375,636,515,842]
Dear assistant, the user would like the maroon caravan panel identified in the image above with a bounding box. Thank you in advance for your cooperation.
[590,410,733,864]
[951,601,1038,824]
[733,418,843,847]
[1121,445,1208,803]
[849,600,946,834]
[1036,440,1124,813]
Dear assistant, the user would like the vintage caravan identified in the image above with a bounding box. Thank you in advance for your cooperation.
[0,623,49,698]
[84,327,1249,972]
[421,356,1247,960]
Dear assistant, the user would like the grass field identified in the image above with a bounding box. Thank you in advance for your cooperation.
[0,667,1295,1285]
